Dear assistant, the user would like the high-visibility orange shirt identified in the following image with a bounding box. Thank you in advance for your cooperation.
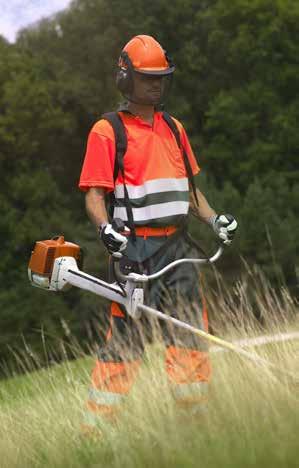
[79,111,199,227]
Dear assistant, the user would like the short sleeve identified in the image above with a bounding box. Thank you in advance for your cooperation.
[78,120,116,192]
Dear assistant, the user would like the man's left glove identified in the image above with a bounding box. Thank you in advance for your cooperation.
[209,214,238,245]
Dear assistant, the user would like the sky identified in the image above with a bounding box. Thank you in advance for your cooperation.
[0,0,72,42]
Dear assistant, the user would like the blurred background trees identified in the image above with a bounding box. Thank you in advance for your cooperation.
[0,0,298,370]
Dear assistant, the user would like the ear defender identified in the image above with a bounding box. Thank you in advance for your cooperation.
[164,50,174,69]
[116,51,134,95]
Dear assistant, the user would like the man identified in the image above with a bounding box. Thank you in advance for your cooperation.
[79,35,237,432]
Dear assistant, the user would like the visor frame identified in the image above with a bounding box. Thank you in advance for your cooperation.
[133,65,175,76]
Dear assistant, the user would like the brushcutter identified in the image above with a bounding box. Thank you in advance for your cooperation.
[28,223,298,383]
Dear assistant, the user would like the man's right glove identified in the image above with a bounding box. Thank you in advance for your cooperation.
[99,223,128,255]
[209,214,238,245]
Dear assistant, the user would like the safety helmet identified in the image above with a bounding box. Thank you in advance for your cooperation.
[116,35,175,104]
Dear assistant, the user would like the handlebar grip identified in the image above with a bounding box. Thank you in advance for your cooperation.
[111,218,126,262]
[112,251,123,260]
[112,218,126,233]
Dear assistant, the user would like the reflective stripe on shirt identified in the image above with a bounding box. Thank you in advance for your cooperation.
[115,177,189,199]
[113,177,190,226]
[113,201,189,224]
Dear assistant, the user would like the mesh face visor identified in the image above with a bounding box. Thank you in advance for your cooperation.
[128,71,174,106]
[159,73,173,105]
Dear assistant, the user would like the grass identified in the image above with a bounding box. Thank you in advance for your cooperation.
[0,273,298,468]
[0,332,298,468]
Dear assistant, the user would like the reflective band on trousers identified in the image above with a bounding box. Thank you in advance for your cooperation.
[83,410,116,429]
[172,381,209,400]
[88,388,126,406]
[83,410,101,428]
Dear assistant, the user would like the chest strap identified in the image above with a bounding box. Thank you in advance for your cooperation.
[162,111,199,206]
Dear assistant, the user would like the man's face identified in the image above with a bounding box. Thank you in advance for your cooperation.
[132,72,164,105]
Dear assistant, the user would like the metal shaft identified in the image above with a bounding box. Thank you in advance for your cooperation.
[65,268,127,304]
[138,303,299,382]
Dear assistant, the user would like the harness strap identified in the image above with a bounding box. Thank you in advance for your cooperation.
[102,112,136,240]
[162,111,199,206]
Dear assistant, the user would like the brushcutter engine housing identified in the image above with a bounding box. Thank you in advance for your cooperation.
[28,236,144,318]
[28,236,81,291]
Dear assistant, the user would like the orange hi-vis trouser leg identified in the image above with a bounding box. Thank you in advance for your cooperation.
[84,298,211,430]
[83,234,212,430]
[83,303,143,431]
[164,296,211,414]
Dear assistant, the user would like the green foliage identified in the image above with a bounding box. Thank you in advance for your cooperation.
[195,0,299,190]
[240,175,298,285]
[192,172,298,287]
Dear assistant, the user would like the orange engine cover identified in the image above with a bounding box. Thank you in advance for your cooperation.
[28,236,81,277]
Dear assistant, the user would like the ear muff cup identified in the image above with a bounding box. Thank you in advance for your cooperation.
[116,51,134,95]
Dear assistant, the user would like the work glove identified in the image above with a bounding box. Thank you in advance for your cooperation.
[99,222,129,255]
[209,214,238,245]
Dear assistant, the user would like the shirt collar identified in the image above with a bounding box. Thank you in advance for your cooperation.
[117,101,163,116]
[117,101,131,113]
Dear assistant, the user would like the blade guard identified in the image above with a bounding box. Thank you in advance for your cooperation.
[28,236,81,290]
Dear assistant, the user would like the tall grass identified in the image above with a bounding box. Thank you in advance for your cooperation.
[0,273,298,468]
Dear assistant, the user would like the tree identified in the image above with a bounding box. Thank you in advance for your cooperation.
[0,0,297,372]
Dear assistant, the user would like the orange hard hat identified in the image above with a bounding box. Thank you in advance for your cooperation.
[119,35,175,76]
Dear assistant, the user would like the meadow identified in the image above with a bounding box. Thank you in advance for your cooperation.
[0,275,298,468]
